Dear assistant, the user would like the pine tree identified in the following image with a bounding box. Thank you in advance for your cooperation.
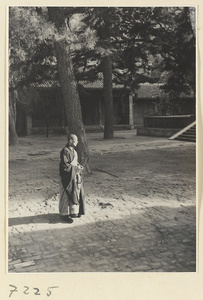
[153,7,195,98]
[47,7,90,170]
[9,7,55,145]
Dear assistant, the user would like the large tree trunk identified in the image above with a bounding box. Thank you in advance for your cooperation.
[102,11,114,139]
[48,8,90,172]
[54,40,90,169]
[9,89,18,145]
[103,55,114,139]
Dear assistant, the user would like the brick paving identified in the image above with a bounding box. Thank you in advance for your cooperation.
[8,131,196,272]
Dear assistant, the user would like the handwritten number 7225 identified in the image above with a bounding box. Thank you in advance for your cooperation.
[9,285,59,297]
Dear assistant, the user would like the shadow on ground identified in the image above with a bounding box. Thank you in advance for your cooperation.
[9,213,62,226]
[8,205,196,273]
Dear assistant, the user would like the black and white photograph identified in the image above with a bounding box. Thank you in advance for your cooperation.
[8,5,197,276]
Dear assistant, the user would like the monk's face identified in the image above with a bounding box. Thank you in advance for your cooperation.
[69,135,78,147]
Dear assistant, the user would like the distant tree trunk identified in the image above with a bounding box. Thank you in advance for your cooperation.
[48,7,90,172]
[103,55,114,139]
[45,118,49,137]
[9,88,18,145]
[102,11,114,139]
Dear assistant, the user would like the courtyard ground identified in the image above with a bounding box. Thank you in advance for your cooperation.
[8,130,196,272]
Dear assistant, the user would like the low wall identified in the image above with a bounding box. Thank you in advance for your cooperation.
[144,115,195,129]
[137,127,181,137]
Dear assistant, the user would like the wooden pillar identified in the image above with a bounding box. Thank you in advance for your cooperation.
[99,96,104,127]
[98,98,102,126]
[26,115,32,135]
[129,94,134,129]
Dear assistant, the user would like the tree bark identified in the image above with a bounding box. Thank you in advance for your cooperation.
[54,40,89,169]
[48,7,90,171]
[101,11,114,139]
[9,89,18,145]
[103,55,114,139]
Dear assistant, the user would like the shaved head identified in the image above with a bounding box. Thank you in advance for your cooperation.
[67,134,78,148]
[67,134,78,142]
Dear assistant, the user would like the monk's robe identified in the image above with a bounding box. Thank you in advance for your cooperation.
[59,144,85,216]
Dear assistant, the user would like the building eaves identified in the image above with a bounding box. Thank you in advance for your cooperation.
[31,80,194,98]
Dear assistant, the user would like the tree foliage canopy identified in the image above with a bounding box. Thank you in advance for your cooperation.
[9,6,195,96]
[9,6,196,145]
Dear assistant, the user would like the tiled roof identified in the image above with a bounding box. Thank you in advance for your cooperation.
[79,73,125,90]
[31,79,193,98]
[136,83,163,99]
[32,80,60,88]
[32,75,124,90]
[138,83,194,99]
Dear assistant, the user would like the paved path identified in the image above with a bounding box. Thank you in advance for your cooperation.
[8,131,196,272]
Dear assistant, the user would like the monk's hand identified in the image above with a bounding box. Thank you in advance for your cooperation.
[77,164,84,171]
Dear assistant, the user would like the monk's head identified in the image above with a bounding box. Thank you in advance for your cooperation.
[67,134,78,148]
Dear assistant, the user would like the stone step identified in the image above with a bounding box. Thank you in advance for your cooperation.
[175,128,196,142]
[169,121,196,143]
[176,137,196,142]
[181,132,196,138]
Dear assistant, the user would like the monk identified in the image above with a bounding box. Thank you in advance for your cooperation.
[59,134,85,223]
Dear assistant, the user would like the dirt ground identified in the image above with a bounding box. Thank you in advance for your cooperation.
[8,130,196,272]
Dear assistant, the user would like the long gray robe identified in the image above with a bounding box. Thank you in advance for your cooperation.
[59,145,85,216]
